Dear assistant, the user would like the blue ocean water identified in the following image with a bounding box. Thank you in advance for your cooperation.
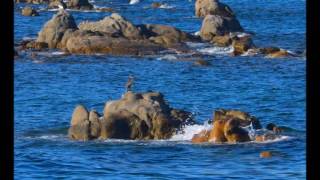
[14,0,306,179]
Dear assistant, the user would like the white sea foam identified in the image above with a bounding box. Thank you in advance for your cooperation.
[157,54,178,61]
[129,0,140,5]
[198,46,234,55]
[159,4,175,9]
[193,31,200,36]
[170,121,212,141]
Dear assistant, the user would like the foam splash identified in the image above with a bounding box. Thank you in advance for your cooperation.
[157,54,178,61]
[198,46,234,55]
[170,120,212,141]
[129,0,140,5]
[159,4,175,9]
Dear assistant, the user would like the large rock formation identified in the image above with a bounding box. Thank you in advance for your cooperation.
[68,91,195,140]
[31,12,198,55]
[36,11,78,48]
[195,0,235,18]
[200,15,243,41]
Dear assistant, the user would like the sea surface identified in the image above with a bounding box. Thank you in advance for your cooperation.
[14,0,306,179]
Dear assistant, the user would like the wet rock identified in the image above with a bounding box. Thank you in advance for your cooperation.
[223,117,251,143]
[195,0,235,18]
[70,105,89,126]
[213,109,262,129]
[100,91,195,140]
[266,123,283,134]
[232,35,255,55]
[193,59,211,66]
[36,11,78,48]
[260,151,272,158]
[191,130,210,143]
[78,13,142,39]
[255,133,278,142]
[95,7,115,12]
[151,2,162,8]
[48,0,67,9]
[259,47,290,58]
[200,15,243,41]
[21,6,39,16]
[25,41,48,50]
[211,34,232,46]
[67,0,93,10]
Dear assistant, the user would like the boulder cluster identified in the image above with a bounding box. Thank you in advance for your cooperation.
[68,91,195,140]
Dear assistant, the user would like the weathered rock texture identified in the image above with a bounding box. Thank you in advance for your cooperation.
[68,91,195,140]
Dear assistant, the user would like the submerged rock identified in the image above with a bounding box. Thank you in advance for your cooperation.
[193,59,211,66]
[195,0,235,18]
[200,15,243,41]
[22,6,39,16]
[68,91,195,140]
[259,47,291,58]
[151,2,162,8]
[260,151,273,158]
[36,11,78,48]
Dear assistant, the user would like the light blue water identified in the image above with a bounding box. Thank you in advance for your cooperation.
[14,0,306,179]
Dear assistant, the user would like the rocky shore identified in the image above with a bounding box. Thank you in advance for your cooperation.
[15,0,296,59]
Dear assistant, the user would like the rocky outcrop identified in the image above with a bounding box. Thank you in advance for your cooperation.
[31,12,198,55]
[67,0,93,10]
[36,11,78,48]
[200,15,243,41]
[192,109,262,144]
[21,6,39,16]
[195,0,235,18]
[68,91,195,141]
[151,2,162,8]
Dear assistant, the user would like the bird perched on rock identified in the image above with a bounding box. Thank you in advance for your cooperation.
[125,75,134,92]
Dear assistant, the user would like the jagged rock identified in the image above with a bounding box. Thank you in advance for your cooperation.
[151,2,162,8]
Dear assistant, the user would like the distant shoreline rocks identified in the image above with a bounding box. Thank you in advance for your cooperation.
[15,0,294,59]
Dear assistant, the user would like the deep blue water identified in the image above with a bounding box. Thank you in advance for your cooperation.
[14,0,306,179]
